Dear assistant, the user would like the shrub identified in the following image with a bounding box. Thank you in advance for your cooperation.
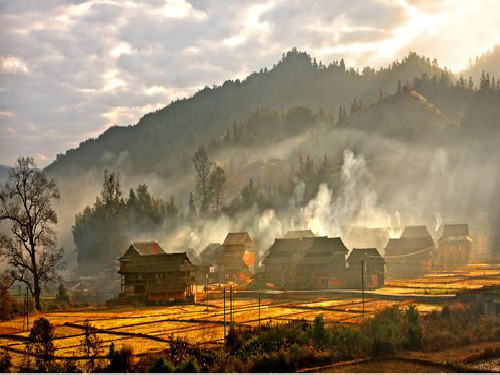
[56,283,70,306]
[106,343,134,372]
[362,307,405,357]
[28,317,56,371]
[168,336,189,366]
[81,319,103,372]
[0,348,11,372]
[175,356,200,373]
[149,356,176,372]
[405,305,422,350]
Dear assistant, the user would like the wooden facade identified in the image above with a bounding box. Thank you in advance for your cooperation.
[118,242,198,304]
[384,225,435,279]
[218,233,254,283]
[346,248,385,288]
[263,236,348,289]
[435,224,472,268]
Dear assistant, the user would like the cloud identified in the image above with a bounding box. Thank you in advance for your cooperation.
[0,0,499,166]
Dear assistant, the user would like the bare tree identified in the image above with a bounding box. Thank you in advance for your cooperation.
[0,156,64,310]
[209,166,226,213]
[192,145,212,215]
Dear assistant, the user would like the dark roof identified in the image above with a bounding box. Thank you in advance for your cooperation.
[263,238,302,264]
[347,248,384,263]
[441,223,469,237]
[401,225,431,238]
[118,241,166,260]
[222,232,253,246]
[384,237,435,258]
[302,237,348,264]
[283,230,316,239]
[170,247,202,265]
[199,243,222,264]
[119,252,198,274]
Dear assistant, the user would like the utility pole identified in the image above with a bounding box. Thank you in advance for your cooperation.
[205,283,209,311]
[23,288,26,331]
[223,287,226,343]
[361,260,365,315]
[26,288,29,330]
[258,292,261,328]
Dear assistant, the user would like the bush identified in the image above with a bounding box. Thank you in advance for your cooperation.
[0,348,11,372]
[28,317,56,371]
[106,343,134,372]
[56,283,70,306]
[362,307,405,357]
[149,356,176,372]
[175,356,200,373]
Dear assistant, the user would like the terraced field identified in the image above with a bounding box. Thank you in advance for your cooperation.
[1,263,498,369]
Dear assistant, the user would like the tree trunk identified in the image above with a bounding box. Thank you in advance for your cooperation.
[34,276,41,311]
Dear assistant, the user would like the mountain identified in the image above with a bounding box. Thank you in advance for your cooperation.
[462,45,500,84]
[44,50,448,181]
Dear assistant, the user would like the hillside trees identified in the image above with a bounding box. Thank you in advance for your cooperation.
[0,157,64,311]
[192,145,227,216]
[73,171,178,273]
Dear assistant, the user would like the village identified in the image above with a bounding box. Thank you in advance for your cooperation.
[116,222,486,305]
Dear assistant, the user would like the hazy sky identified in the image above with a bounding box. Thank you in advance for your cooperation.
[1,0,499,167]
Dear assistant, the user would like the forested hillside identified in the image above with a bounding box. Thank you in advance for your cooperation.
[38,48,500,274]
[45,50,451,179]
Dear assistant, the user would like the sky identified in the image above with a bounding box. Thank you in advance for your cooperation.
[0,0,499,167]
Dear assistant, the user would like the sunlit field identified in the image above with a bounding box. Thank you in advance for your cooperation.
[1,263,498,369]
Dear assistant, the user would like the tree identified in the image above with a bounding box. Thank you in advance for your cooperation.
[55,283,69,305]
[0,275,14,320]
[188,192,197,222]
[192,144,212,215]
[29,317,56,371]
[0,157,64,311]
[81,320,103,372]
[209,166,226,213]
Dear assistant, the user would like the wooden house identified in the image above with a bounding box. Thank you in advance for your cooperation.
[435,224,472,268]
[296,237,349,288]
[262,236,348,289]
[198,243,222,284]
[384,225,435,279]
[118,241,198,304]
[218,232,255,283]
[346,248,385,288]
[262,237,312,287]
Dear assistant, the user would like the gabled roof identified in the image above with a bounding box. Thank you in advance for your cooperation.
[347,248,384,263]
[302,237,348,264]
[222,232,253,246]
[170,247,202,266]
[199,243,222,264]
[441,223,469,237]
[401,225,431,238]
[118,241,166,260]
[384,237,435,258]
[263,238,302,264]
[283,230,316,239]
[119,252,198,274]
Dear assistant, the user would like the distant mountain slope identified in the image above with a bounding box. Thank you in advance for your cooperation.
[44,50,446,180]
[350,89,456,141]
[462,45,500,84]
